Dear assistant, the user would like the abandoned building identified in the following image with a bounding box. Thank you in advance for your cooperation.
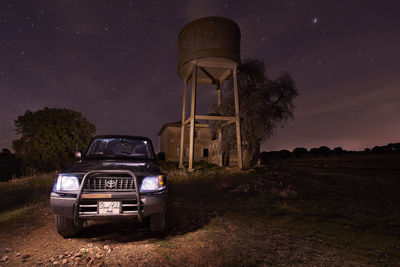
[158,121,237,165]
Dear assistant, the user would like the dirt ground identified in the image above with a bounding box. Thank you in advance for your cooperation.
[0,154,399,266]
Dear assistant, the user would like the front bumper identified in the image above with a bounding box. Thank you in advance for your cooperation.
[50,170,167,221]
[50,191,167,220]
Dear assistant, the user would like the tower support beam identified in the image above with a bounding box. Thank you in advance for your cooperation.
[188,64,197,172]
[179,78,188,168]
[178,60,243,172]
[233,64,243,169]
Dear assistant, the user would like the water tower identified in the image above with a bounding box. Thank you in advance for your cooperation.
[177,16,243,171]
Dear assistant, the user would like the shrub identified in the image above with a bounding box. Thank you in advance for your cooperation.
[292,147,308,158]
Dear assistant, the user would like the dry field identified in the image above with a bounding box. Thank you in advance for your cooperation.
[0,154,399,266]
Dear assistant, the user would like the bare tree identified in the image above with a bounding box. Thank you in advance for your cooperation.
[210,58,298,167]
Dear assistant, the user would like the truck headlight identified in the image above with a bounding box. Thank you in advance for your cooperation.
[54,175,80,191]
[140,175,166,192]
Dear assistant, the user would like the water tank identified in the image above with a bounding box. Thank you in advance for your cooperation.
[178,17,241,80]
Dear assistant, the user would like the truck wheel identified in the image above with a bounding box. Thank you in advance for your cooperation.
[149,210,165,232]
[55,215,82,237]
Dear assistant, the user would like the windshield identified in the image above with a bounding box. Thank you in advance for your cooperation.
[85,137,155,159]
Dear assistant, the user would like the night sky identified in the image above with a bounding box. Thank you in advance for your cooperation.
[1,1,399,152]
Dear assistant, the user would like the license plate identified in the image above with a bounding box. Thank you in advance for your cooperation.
[98,201,121,215]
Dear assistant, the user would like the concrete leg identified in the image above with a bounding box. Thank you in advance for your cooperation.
[233,64,243,169]
[179,79,188,168]
[188,64,197,172]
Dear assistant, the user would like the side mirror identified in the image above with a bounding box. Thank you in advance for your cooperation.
[74,151,82,159]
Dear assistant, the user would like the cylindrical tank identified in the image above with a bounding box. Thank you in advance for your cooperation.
[178,17,241,79]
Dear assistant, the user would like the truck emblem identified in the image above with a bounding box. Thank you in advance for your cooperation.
[105,180,116,189]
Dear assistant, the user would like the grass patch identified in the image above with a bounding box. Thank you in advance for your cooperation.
[155,239,175,249]
[0,172,55,212]
[159,160,220,171]
[159,155,400,265]
[0,201,47,226]
[272,201,302,214]
[278,215,400,264]
[0,173,54,227]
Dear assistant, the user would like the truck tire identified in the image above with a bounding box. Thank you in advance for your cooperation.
[55,215,82,237]
[149,210,165,232]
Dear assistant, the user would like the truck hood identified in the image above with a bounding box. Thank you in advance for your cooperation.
[61,159,161,175]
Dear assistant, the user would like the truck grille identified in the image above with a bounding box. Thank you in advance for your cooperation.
[83,175,135,192]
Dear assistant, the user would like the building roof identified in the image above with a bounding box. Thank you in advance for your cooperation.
[158,121,181,136]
